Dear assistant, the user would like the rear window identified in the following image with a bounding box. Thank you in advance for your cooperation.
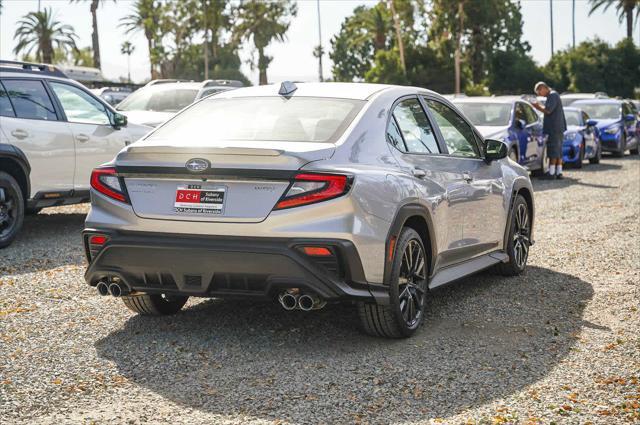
[147,97,365,143]
[454,102,512,127]
[564,109,581,126]
[117,87,198,112]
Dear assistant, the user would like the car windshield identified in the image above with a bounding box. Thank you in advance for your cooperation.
[575,103,620,120]
[564,110,581,126]
[454,102,512,126]
[147,96,364,143]
[117,87,198,112]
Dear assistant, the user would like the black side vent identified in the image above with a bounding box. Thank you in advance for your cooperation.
[311,256,344,279]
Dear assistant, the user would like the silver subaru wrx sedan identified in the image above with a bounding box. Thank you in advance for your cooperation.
[83,82,534,338]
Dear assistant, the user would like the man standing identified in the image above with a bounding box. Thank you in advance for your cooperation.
[532,82,567,179]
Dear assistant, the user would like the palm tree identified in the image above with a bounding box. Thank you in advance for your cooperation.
[120,41,135,82]
[69,0,115,69]
[233,0,298,85]
[589,0,638,40]
[13,8,78,64]
[119,0,164,79]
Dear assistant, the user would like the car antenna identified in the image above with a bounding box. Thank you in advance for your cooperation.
[278,81,297,96]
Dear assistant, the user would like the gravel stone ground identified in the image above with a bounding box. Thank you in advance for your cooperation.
[1,155,638,425]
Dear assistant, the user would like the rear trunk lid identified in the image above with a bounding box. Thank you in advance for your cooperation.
[116,139,334,223]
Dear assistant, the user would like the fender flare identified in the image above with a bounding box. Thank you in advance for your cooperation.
[0,144,31,199]
[383,203,438,285]
[504,177,535,249]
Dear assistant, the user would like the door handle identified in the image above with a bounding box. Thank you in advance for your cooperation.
[412,168,426,178]
[76,134,90,143]
[11,129,28,139]
[462,172,473,183]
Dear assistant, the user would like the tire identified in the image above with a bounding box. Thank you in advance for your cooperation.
[495,194,531,276]
[532,145,549,177]
[0,171,25,249]
[589,144,601,164]
[574,143,584,169]
[358,227,428,338]
[122,294,188,316]
[614,134,626,157]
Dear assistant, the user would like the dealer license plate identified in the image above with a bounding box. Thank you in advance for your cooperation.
[174,184,226,215]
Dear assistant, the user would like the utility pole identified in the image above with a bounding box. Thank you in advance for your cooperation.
[316,0,323,82]
[389,0,406,76]
[203,1,209,80]
[572,0,575,49]
[454,2,464,95]
[550,0,554,56]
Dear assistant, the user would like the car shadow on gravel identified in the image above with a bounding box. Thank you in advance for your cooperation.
[532,176,618,192]
[0,213,86,274]
[96,266,594,423]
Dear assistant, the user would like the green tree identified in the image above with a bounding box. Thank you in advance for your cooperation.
[428,0,529,86]
[233,0,298,85]
[120,41,135,82]
[488,50,544,94]
[14,8,78,64]
[69,0,115,69]
[589,0,638,40]
[119,0,165,79]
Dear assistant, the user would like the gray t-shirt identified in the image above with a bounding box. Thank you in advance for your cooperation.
[543,90,567,135]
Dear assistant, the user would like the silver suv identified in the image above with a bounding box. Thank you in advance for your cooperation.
[0,61,150,248]
[115,79,243,127]
[83,82,535,338]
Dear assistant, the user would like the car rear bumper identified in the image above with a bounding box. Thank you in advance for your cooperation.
[83,229,389,304]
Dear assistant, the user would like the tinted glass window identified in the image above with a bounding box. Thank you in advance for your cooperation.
[148,97,364,144]
[425,99,479,157]
[386,116,406,152]
[582,111,590,123]
[514,102,527,123]
[454,102,511,126]
[117,86,198,112]
[2,79,57,120]
[0,82,15,117]
[564,109,582,126]
[576,102,620,120]
[392,98,439,154]
[523,103,539,124]
[50,82,110,125]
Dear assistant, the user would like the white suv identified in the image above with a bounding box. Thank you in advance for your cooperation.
[0,60,151,248]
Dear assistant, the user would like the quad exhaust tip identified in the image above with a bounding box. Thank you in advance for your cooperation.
[108,282,126,297]
[278,290,326,311]
[96,281,109,296]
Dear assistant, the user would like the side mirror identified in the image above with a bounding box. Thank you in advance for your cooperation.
[515,119,526,130]
[624,114,635,122]
[112,112,128,129]
[484,138,508,162]
[586,119,598,127]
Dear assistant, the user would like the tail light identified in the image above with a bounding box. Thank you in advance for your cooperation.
[90,167,128,203]
[274,173,351,210]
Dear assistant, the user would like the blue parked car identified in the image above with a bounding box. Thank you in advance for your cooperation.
[562,107,601,168]
[572,99,639,157]
[453,96,548,175]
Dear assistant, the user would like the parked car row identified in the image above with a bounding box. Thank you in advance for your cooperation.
[452,94,639,172]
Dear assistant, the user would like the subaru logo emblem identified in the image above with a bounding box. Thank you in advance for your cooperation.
[185,158,209,173]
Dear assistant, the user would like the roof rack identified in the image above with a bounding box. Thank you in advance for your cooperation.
[145,79,194,86]
[0,60,67,78]
[203,79,244,88]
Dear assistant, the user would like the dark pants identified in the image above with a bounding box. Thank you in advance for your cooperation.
[546,132,564,160]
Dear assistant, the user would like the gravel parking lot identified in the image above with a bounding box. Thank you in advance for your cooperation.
[1,156,638,424]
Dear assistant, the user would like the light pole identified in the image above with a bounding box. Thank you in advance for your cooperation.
[572,0,575,49]
[550,0,554,56]
[316,0,323,82]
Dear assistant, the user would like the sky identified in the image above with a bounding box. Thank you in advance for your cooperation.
[0,0,636,85]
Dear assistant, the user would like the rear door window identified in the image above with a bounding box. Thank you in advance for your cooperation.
[0,81,15,117]
[2,79,57,121]
[391,98,440,154]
